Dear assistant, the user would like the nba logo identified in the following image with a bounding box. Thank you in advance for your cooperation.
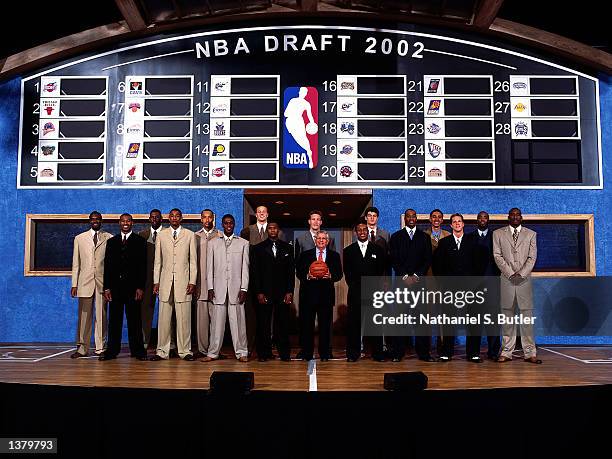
[283,86,318,169]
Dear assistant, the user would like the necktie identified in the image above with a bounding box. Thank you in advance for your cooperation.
[370,230,375,242]
[259,226,264,240]
[225,237,232,248]
[512,229,519,245]
[152,231,157,243]
[122,235,127,245]
[456,239,461,250]
[433,232,439,243]
[272,241,277,257]
[93,232,98,246]
[318,250,323,261]
[409,229,414,240]
[173,230,177,240]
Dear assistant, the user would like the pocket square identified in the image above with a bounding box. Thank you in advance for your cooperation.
[371,254,377,258]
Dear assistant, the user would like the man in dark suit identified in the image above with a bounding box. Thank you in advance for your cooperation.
[296,230,343,361]
[251,223,295,362]
[100,213,147,361]
[467,210,501,360]
[389,208,434,362]
[433,213,480,362]
[362,206,390,252]
[138,209,163,351]
[344,219,387,362]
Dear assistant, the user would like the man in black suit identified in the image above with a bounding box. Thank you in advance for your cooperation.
[296,230,343,361]
[389,209,434,362]
[100,213,147,361]
[251,223,295,362]
[467,211,501,360]
[433,213,480,362]
[344,219,387,362]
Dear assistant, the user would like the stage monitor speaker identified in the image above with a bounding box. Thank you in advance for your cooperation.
[384,372,428,391]
[209,371,254,394]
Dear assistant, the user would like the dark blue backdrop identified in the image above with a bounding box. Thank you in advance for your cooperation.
[1,74,610,343]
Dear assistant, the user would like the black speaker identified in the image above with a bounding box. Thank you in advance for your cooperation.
[209,371,254,394]
[383,372,428,391]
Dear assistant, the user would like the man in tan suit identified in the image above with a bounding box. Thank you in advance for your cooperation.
[203,214,250,362]
[193,209,221,359]
[70,211,111,358]
[150,208,198,361]
[138,208,163,350]
[493,207,541,364]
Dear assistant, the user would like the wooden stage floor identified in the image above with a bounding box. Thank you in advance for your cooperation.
[1,344,611,391]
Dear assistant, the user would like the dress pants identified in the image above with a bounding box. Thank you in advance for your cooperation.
[256,300,290,359]
[106,293,145,358]
[392,336,431,360]
[156,284,192,359]
[500,294,536,359]
[347,302,384,360]
[301,301,333,359]
[207,296,248,359]
[140,287,157,349]
[196,299,211,354]
[76,289,107,355]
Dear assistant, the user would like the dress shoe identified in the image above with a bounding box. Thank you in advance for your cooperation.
[169,349,179,358]
[347,357,358,362]
[497,356,512,363]
[238,356,249,362]
[258,357,267,362]
[201,356,219,362]
[280,356,291,362]
[468,356,483,363]
[296,350,305,360]
[183,354,195,361]
[373,356,386,362]
[193,351,206,360]
[524,356,543,364]
[418,355,436,362]
[135,355,148,361]
[98,353,116,361]
[392,357,401,362]
[148,355,164,361]
[70,351,86,359]
[487,354,499,361]
[437,356,451,362]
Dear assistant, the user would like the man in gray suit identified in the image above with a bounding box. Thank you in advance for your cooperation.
[294,210,336,259]
[70,211,111,358]
[493,207,541,364]
[138,209,163,350]
[204,214,250,362]
[363,206,390,250]
[149,208,198,361]
[193,209,220,359]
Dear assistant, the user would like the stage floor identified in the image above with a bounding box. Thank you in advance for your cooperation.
[1,344,611,391]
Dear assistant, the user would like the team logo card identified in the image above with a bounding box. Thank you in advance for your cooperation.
[126,77,145,97]
[510,76,529,96]
[40,77,60,97]
[337,140,357,160]
[37,162,58,183]
[426,98,442,115]
[336,162,358,182]
[337,118,357,139]
[424,163,446,183]
[337,76,357,96]
[211,97,230,117]
[210,119,229,139]
[38,141,58,161]
[427,141,443,159]
[209,140,229,160]
[40,99,59,118]
[40,120,58,139]
[208,161,229,182]
[283,86,318,169]
[425,76,442,95]
[123,162,141,182]
[512,119,531,139]
[211,76,231,96]
[125,123,143,138]
[337,97,357,117]
[424,121,445,139]
[511,97,530,116]
[125,142,141,159]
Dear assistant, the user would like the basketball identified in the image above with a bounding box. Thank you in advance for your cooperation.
[305,122,318,135]
[309,260,329,279]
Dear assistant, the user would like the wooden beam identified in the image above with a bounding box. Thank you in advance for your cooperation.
[490,18,612,72]
[114,0,147,30]
[472,0,505,29]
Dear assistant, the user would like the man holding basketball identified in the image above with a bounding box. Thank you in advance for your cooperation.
[296,230,343,361]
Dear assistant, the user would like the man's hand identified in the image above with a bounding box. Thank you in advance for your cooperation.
[208,289,215,302]
[238,291,247,304]
[135,289,144,301]
[283,293,293,305]
[104,289,112,302]
[153,284,160,295]
[70,287,78,298]
[257,293,268,305]
[186,284,196,295]
[322,271,331,279]
[509,273,523,285]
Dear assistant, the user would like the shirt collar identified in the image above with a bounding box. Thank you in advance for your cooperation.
[121,231,132,240]
[478,228,488,237]
[90,228,98,237]
[224,233,235,241]
[151,226,162,234]
[202,227,215,236]
[454,233,463,242]
[257,222,267,231]
[510,225,522,233]
[358,240,368,248]
[317,247,327,255]
[171,226,182,236]
[405,226,415,234]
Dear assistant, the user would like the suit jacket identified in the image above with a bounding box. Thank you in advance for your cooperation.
[240,223,285,245]
[103,233,147,297]
[433,234,476,276]
[424,228,451,276]
[389,228,432,277]
[343,242,386,307]
[138,227,163,291]
[154,227,198,303]
[207,234,250,305]
[493,226,537,279]
[251,238,295,301]
[353,227,390,254]
[467,229,501,276]
[295,231,336,260]
[195,228,222,300]
[296,248,343,307]
[71,229,112,297]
